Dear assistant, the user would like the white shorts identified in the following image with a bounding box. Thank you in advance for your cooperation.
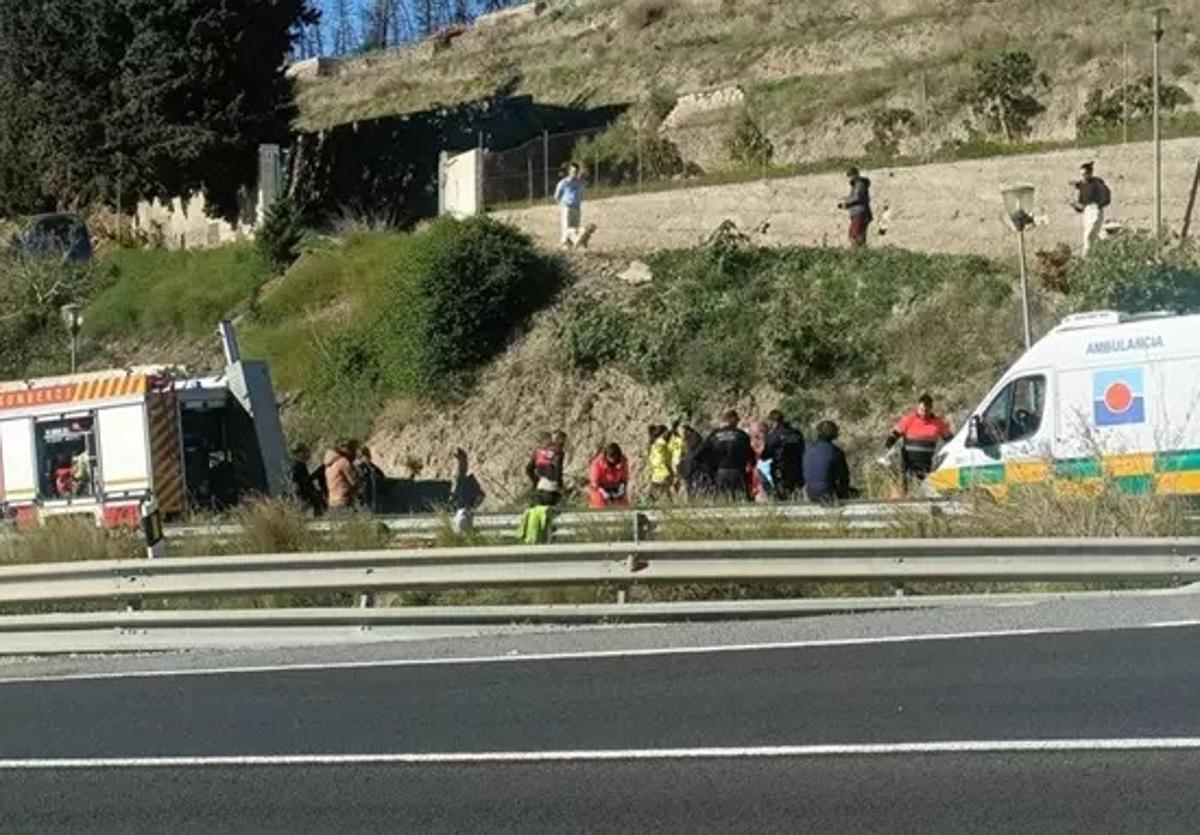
[560,206,582,243]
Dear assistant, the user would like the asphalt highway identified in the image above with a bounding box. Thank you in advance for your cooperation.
[4,615,1200,831]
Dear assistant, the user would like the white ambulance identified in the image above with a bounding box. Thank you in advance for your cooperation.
[929,310,1200,498]
[0,323,289,527]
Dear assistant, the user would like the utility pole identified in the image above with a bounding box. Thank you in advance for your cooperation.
[1122,41,1128,144]
[1151,7,1168,254]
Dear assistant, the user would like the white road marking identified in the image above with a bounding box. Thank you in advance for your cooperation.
[2,619,1199,686]
[4,739,1200,769]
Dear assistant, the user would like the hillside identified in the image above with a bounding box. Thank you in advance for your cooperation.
[297,0,1200,169]
[0,212,1188,508]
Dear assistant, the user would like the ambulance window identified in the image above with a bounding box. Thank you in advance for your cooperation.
[980,375,1045,444]
[35,415,99,500]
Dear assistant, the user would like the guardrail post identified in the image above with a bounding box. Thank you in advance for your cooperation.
[632,511,649,543]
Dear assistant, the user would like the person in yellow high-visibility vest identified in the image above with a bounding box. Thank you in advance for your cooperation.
[647,424,674,500]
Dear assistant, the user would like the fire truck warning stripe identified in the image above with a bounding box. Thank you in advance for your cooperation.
[148,393,185,515]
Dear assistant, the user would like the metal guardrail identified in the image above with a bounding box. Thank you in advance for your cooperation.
[2,537,1198,608]
[2,536,1198,654]
[163,500,963,542]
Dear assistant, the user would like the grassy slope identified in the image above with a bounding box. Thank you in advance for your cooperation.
[79,234,1036,502]
[297,0,1200,159]
[75,227,1200,511]
[84,233,398,391]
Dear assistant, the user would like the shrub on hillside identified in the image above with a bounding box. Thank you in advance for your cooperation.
[573,113,686,186]
[561,299,631,372]
[864,108,917,156]
[257,196,306,270]
[1076,76,1192,138]
[726,110,773,169]
[623,0,672,30]
[310,217,564,425]
[1066,234,1200,314]
[0,253,100,377]
[964,51,1048,141]
[560,241,1016,417]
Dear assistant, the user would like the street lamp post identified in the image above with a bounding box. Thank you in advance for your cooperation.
[1150,6,1168,255]
[60,303,83,373]
[1002,185,1037,350]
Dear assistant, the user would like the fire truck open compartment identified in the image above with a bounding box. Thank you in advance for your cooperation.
[179,390,270,512]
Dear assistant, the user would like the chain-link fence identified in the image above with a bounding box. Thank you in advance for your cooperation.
[481,127,606,208]
[480,113,770,209]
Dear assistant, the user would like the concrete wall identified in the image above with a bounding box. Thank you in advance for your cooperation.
[439,149,483,218]
[133,192,252,251]
[494,137,1200,258]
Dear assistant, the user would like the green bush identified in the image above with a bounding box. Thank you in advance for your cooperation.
[559,229,1017,417]
[0,254,99,377]
[573,114,686,186]
[1076,76,1193,138]
[307,217,564,429]
[964,50,1048,140]
[865,108,917,156]
[1066,234,1200,313]
[726,109,774,168]
[561,299,632,372]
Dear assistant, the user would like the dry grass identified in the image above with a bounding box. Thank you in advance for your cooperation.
[0,516,143,566]
[295,0,1200,175]
[622,0,673,31]
[0,487,1186,614]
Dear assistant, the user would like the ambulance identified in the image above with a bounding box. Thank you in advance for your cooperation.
[930,310,1200,498]
[0,322,289,526]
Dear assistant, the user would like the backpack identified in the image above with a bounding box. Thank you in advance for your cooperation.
[1095,178,1111,208]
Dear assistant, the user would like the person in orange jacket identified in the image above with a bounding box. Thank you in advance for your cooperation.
[883,393,954,492]
[588,442,630,509]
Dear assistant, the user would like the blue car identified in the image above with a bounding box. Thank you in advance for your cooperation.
[10,213,93,261]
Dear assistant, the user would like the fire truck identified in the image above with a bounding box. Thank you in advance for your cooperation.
[0,322,289,527]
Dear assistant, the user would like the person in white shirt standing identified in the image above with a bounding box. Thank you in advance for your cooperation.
[554,162,586,249]
[1071,161,1111,256]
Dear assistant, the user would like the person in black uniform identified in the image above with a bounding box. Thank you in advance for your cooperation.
[289,443,325,515]
[762,409,805,500]
[803,420,856,504]
[697,410,754,501]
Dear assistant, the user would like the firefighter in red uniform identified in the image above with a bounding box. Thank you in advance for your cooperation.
[588,443,630,509]
[883,393,953,492]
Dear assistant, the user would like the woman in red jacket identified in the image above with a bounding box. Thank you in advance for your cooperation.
[588,442,630,509]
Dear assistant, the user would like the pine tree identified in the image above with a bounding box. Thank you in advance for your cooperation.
[0,0,317,217]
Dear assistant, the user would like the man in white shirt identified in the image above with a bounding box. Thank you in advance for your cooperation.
[1071,161,1111,256]
[554,162,586,249]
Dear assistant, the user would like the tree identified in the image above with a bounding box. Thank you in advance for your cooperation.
[1076,75,1193,137]
[727,110,774,168]
[966,51,1048,141]
[0,0,317,219]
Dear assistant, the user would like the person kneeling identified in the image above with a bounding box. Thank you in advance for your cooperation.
[589,443,630,509]
[803,421,859,504]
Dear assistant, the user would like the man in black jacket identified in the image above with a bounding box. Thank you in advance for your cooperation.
[803,420,856,504]
[697,410,754,501]
[838,167,873,248]
[762,409,805,500]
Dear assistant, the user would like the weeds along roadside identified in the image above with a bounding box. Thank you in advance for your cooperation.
[0,488,1190,615]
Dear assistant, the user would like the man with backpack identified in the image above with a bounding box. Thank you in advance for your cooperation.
[1071,161,1111,256]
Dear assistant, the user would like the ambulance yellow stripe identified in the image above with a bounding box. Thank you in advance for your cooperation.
[1156,471,1200,495]
[1006,461,1050,484]
[1103,454,1154,478]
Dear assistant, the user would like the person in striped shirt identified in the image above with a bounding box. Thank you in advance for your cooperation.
[882,393,953,492]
